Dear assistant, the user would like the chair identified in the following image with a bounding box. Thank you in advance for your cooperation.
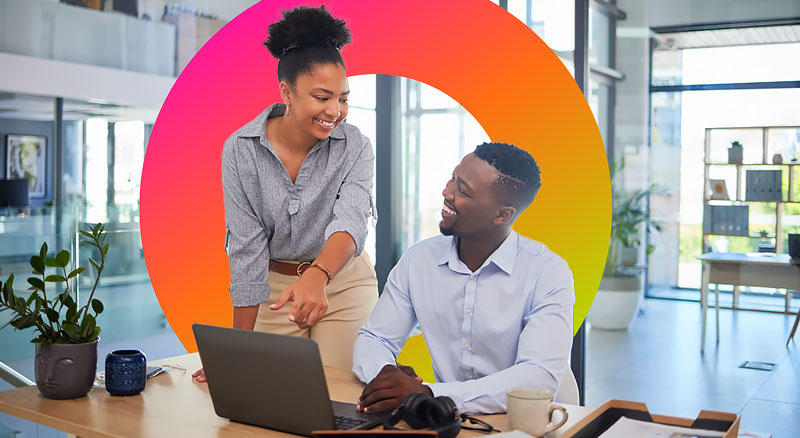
[556,366,580,405]
[788,290,800,347]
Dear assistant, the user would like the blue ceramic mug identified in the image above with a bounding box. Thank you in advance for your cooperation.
[105,350,146,396]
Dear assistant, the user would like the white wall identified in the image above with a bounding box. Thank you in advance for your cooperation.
[649,0,800,28]
[0,52,174,116]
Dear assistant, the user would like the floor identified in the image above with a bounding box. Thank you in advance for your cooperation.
[585,298,800,438]
[2,293,799,437]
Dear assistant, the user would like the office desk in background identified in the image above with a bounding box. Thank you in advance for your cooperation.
[0,353,591,437]
[698,252,800,353]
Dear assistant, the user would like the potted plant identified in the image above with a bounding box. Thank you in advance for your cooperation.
[588,162,662,330]
[0,223,108,399]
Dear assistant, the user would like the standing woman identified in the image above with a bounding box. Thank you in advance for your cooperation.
[194,6,378,378]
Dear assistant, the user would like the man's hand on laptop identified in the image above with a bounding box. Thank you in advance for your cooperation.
[192,368,206,382]
[356,364,431,413]
[269,270,329,329]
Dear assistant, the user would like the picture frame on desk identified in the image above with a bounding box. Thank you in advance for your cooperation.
[5,134,46,198]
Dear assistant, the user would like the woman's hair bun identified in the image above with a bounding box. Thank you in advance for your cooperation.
[265,5,352,58]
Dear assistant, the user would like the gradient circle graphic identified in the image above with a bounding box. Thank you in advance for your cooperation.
[141,0,610,352]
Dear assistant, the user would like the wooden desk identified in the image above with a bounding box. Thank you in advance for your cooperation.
[0,353,591,437]
[698,252,800,353]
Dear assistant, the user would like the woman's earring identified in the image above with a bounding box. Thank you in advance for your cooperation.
[284,103,290,118]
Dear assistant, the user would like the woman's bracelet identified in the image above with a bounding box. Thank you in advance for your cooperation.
[298,262,332,285]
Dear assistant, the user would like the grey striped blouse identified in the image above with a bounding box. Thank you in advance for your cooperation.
[221,103,376,307]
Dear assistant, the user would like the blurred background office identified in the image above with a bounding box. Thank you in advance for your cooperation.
[0,1,799,437]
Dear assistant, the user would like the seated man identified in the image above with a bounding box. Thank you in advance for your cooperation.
[352,142,575,415]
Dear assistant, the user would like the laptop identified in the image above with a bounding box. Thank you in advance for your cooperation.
[192,323,389,436]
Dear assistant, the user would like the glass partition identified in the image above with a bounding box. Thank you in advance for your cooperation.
[0,0,176,76]
[0,226,181,370]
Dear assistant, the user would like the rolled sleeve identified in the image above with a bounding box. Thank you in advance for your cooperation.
[222,137,270,307]
[324,133,375,256]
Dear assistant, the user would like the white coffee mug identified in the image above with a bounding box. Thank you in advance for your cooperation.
[506,388,568,437]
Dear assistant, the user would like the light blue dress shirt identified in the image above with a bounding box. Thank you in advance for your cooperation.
[352,231,575,414]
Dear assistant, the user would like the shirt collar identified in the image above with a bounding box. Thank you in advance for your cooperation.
[437,231,518,275]
[237,103,345,140]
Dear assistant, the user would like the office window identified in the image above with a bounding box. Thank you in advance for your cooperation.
[589,6,612,67]
[653,43,800,86]
[113,121,145,224]
[676,88,800,289]
[649,38,800,310]
[85,118,109,224]
[493,0,576,74]
[400,79,490,251]
[588,76,613,151]
[344,74,377,263]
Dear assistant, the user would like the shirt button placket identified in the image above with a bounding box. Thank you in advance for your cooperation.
[461,271,478,381]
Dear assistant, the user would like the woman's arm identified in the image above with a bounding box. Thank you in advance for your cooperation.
[222,137,271,317]
[232,306,260,330]
[269,231,356,329]
[270,131,375,329]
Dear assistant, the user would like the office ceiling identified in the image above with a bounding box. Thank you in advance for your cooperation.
[0,92,159,123]
[653,23,800,50]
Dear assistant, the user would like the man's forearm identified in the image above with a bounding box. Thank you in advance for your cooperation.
[428,362,562,414]
[352,329,399,383]
[233,305,259,330]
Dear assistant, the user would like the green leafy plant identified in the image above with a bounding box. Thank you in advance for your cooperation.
[605,161,663,277]
[731,140,743,148]
[0,223,108,346]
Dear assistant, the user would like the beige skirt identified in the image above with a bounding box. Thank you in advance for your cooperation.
[254,251,378,370]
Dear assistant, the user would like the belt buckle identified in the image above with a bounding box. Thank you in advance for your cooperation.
[297,261,311,276]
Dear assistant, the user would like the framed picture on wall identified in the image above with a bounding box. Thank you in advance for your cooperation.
[6,134,47,198]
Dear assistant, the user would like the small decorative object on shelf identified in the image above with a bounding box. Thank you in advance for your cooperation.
[773,153,784,164]
[757,230,775,252]
[105,350,147,396]
[709,179,729,200]
[728,140,744,164]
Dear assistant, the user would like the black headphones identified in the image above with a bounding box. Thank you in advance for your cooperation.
[384,393,462,438]
[383,392,499,437]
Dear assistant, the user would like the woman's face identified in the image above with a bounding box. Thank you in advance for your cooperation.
[282,63,350,141]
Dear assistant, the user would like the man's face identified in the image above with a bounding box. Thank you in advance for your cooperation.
[439,153,504,238]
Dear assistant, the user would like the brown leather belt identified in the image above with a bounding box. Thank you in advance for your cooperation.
[269,259,312,277]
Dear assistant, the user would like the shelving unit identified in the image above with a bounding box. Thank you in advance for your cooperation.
[703,126,800,254]
[702,126,800,308]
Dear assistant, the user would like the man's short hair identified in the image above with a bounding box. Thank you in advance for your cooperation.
[473,142,541,211]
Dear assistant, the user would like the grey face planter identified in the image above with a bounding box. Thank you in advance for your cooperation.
[34,339,98,399]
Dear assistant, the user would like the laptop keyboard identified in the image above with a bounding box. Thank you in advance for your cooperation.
[334,415,369,430]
